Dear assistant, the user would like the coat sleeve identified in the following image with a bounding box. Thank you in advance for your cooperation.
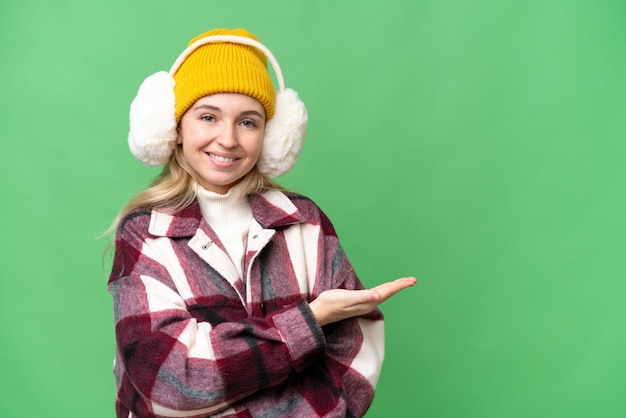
[109,212,326,417]
[304,205,386,418]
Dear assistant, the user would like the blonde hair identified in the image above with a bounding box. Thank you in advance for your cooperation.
[105,144,284,239]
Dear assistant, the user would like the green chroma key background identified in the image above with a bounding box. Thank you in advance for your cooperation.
[2,1,625,417]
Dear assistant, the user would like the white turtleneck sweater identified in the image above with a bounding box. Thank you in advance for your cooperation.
[196,182,253,277]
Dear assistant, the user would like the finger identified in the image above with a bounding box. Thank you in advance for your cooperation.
[371,277,417,302]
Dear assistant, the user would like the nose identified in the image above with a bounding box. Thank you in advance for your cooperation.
[216,123,238,149]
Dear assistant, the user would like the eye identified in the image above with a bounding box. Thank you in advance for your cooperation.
[240,119,258,128]
[200,114,215,122]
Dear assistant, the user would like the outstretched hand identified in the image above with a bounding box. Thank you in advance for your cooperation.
[309,277,417,327]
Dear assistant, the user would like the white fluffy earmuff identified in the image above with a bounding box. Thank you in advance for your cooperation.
[127,35,307,177]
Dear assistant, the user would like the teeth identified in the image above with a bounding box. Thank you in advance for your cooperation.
[210,153,237,163]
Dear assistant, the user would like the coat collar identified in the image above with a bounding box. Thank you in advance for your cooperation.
[148,189,307,238]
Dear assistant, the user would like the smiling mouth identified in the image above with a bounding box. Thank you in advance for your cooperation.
[208,152,238,163]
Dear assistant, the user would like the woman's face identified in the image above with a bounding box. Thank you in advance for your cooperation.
[177,93,266,194]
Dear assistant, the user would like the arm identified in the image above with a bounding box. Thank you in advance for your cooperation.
[303,208,416,417]
[109,213,325,417]
[310,272,416,417]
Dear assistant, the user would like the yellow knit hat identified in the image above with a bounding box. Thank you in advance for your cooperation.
[173,28,276,121]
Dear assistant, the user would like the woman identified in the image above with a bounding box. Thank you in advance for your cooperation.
[109,27,416,418]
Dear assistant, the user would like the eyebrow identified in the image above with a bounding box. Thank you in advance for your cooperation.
[192,104,264,119]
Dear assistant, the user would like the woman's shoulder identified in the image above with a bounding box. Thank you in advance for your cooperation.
[113,208,153,242]
[253,189,324,221]
[279,191,339,236]
[120,206,153,222]
[282,191,317,206]
[117,202,202,239]
[271,190,322,215]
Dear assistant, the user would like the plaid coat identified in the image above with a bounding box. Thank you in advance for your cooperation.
[109,190,385,417]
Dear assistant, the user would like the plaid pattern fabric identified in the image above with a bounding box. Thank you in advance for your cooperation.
[109,190,385,417]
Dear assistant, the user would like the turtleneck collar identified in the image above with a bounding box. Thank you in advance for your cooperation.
[195,181,253,276]
[196,181,252,227]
